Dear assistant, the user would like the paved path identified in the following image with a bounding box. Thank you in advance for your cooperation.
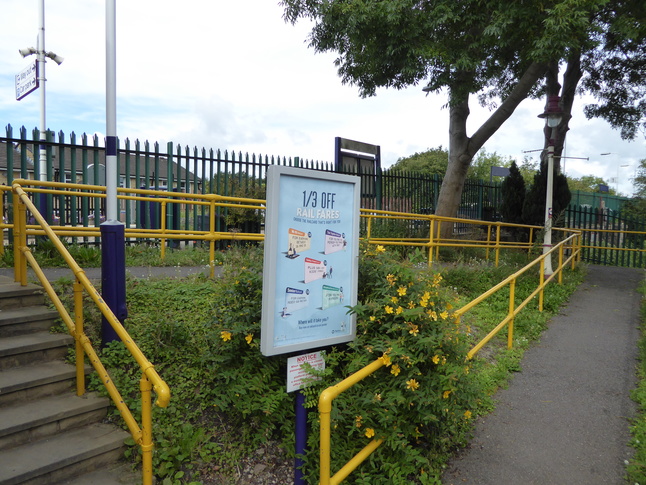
[443,265,643,484]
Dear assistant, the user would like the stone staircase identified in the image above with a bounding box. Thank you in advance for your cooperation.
[0,276,135,485]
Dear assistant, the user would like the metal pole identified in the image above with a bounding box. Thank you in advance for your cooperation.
[101,0,127,346]
[543,141,555,276]
[105,0,118,221]
[37,0,46,184]
[294,391,307,485]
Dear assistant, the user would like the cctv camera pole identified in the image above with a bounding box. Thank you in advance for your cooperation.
[37,0,49,219]
[100,0,127,347]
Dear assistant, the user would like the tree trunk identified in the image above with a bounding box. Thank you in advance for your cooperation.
[435,62,548,238]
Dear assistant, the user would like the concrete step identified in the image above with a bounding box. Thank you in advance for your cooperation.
[0,361,82,407]
[0,331,73,370]
[0,392,110,450]
[55,462,140,485]
[0,305,61,337]
[0,423,130,485]
[0,278,46,309]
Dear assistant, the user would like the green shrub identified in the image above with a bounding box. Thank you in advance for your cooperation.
[299,244,482,484]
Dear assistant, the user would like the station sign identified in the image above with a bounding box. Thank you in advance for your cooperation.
[15,61,38,101]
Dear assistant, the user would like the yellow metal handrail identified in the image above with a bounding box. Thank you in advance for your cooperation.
[454,232,581,359]
[11,182,170,485]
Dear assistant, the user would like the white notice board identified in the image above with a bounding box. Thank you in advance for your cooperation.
[260,166,360,356]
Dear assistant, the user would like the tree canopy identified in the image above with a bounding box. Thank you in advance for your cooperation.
[282,0,646,234]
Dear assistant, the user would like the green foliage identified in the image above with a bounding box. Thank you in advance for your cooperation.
[467,150,512,181]
[500,161,526,225]
[70,243,584,483]
[300,244,482,484]
[522,165,572,227]
[567,174,612,194]
[389,147,448,175]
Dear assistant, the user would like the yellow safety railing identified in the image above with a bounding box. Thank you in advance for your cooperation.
[454,231,581,359]
[8,179,265,277]
[11,182,170,485]
[316,228,582,484]
[360,208,547,267]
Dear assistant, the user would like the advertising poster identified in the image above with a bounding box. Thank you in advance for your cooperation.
[261,166,360,356]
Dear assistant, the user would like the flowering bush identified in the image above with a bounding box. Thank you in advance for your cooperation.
[300,244,482,484]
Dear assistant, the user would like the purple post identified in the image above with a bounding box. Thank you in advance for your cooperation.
[295,390,307,485]
[100,220,127,346]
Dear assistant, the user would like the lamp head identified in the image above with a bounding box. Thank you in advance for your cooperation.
[538,95,563,127]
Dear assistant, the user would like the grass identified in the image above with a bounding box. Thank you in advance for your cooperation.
[627,279,646,483]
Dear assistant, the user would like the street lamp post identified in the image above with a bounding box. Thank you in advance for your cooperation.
[19,0,63,218]
[538,95,563,277]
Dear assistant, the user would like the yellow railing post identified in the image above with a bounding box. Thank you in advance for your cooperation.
[209,198,216,278]
[485,224,492,261]
[74,279,86,396]
[428,218,435,265]
[495,223,502,267]
[140,376,154,485]
[13,192,27,285]
[507,278,516,349]
[558,244,564,285]
[160,201,167,260]
[538,259,545,312]
[366,214,373,240]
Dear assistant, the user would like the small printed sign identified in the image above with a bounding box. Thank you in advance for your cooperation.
[15,61,38,101]
[324,229,346,255]
[286,351,325,393]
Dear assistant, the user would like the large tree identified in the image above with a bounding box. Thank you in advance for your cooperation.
[282,0,646,235]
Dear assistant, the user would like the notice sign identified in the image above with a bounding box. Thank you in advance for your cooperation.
[283,287,309,316]
[261,166,360,356]
[287,351,325,393]
[324,229,346,255]
[287,228,311,258]
[15,61,38,101]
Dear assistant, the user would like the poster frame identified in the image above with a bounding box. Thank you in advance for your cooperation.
[260,166,360,356]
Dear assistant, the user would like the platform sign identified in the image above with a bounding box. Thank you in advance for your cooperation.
[15,61,38,101]
[286,351,325,393]
[261,166,360,356]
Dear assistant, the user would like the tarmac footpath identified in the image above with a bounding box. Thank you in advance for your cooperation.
[443,265,643,485]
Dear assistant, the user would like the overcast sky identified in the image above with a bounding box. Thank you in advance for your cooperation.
[1,1,644,195]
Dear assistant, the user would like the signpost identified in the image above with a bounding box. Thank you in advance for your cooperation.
[261,165,360,484]
[15,61,38,101]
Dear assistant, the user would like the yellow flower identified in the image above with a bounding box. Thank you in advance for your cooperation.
[390,296,399,304]
[220,331,232,341]
[355,415,363,428]
[375,245,386,253]
[397,286,407,296]
[369,316,376,322]
[406,379,420,391]
[396,306,404,315]
[385,305,394,314]
[379,353,392,367]
[391,364,401,376]
[464,410,472,420]
[245,334,253,344]
[446,302,453,310]
[408,301,416,309]
[432,355,440,365]
[428,310,438,321]
[443,390,452,399]
[408,324,419,336]
[440,311,449,320]
[386,274,397,285]
[365,428,375,438]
